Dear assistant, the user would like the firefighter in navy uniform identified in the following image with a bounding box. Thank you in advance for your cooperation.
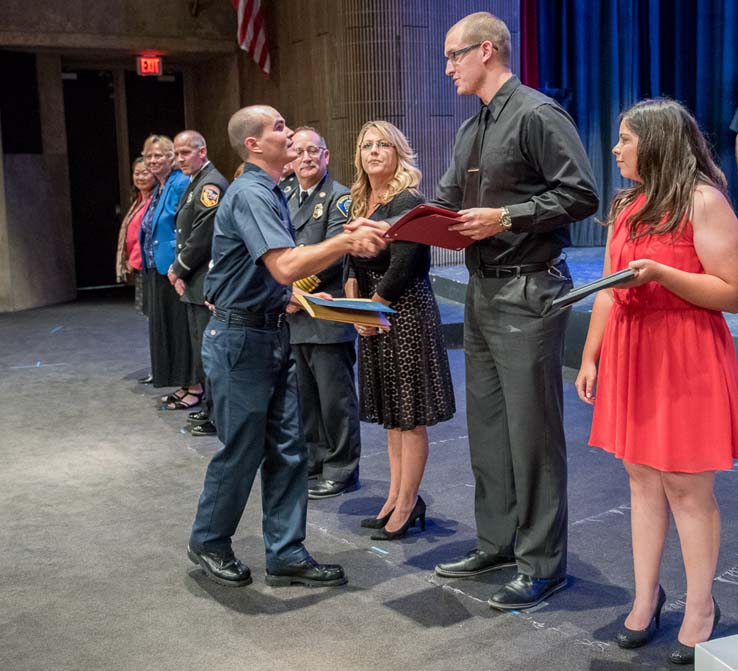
[186,105,386,588]
[168,131,229,435]
[287,127,361,499]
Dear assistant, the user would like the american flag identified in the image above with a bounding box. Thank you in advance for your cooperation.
[231,0,271,77]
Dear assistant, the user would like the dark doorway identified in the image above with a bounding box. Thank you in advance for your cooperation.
[62,69,186,289]
[63,69,120,288]
[126,71,185,160]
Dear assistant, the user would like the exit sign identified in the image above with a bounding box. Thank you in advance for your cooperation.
[136,56,163,76]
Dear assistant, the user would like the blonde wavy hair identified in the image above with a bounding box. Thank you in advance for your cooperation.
[350,121,422,218]
[142,134,176,170]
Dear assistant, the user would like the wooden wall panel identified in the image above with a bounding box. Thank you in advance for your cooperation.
[236,0,520,266]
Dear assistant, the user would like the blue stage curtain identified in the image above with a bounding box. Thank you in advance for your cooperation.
[535,0,738,246]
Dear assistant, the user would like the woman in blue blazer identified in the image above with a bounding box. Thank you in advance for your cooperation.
[139,135,196,404]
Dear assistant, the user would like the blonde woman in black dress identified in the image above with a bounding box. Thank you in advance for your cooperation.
[345,121,455,540]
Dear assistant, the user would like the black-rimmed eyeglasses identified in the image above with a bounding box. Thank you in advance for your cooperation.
[445,41,497,64]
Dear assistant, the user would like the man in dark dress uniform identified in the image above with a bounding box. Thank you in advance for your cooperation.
[348,13,598,609]
[168,131,228,435]
[287,127,361,499]
[187,105,385,588]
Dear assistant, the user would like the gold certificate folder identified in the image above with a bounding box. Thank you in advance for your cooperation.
[296,295,394,330]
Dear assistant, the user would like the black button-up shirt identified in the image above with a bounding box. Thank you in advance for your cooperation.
[204,163,293,313]
[433,75,599,269]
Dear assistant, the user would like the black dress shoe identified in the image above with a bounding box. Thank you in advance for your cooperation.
[187,545,252,587]
[191,421,217,436]
[489,573,568,610]
[137,373,153,384]
[188,409,210,423]
[265,556,347,587]
[616,585,666,649]
[308,475,359,499]
[669,599,720,665]
[435,548,516,578]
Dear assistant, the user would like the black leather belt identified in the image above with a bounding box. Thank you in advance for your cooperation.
[213,307,286,328]
[476,255,564,279]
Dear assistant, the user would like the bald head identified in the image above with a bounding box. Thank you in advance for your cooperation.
[228,105,276,160]
[174,130,207,149]
[448,12,511,66]
[173,130,208,175]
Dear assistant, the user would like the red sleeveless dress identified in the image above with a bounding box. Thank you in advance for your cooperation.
[589,195,738,472]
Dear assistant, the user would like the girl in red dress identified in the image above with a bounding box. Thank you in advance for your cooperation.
[576,99,738,664]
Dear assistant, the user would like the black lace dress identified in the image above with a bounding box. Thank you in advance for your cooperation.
[347,189,455,430]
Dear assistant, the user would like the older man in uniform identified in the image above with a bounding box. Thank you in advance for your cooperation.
[349,12,598,609]
[168,131,228,436]
[287,126,361,499]
[187,105,386,588]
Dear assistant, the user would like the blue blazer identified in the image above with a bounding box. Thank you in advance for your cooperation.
[141,169,190,274]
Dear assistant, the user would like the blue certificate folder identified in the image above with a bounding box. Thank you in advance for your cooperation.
[303,296,396,313]
[296,295,396,329]
[552,268,636,309]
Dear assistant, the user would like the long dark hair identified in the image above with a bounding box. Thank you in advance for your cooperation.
[607,98,727,237]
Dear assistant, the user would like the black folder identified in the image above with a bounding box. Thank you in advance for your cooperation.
[552,268,636,310]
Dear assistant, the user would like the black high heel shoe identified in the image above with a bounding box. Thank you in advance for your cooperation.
[360,508,395,529]
[669,598,721,665]
[616,585,666,649]
[370,496,426,541]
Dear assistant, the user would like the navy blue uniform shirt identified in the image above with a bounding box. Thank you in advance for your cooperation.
[204,163,294,313]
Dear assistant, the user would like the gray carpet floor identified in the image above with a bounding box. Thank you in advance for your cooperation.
[1,291,736,671]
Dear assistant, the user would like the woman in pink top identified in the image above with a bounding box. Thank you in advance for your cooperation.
[116,157,156,313]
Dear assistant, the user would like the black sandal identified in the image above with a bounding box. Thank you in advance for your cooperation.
[161,388,189,404]
[163,391,204,410]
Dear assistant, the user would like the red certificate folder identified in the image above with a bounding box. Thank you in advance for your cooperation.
[382,204,472,251]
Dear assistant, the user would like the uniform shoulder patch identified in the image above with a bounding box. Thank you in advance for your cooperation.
[336,194,352,218]
[200,185,221,208]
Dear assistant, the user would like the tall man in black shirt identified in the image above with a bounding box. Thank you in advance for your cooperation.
[345,12,600,608]
[432,12,599,609]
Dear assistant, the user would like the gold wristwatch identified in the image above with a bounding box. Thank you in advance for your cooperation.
[499,206,512,231]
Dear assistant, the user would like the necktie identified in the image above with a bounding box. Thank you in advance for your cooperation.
[462,105,490,209]
[298,190,307,206]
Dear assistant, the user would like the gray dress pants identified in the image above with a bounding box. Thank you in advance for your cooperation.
[464,265,572,579]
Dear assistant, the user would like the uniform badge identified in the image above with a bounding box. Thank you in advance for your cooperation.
[200,185,221,208]
[319,191,326,198]
[186,192,194,203]
[312,203,324,219]
[336,194,352,218]
[284,185,292,193]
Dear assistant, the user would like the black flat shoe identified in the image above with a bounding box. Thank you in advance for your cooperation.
[265,555,347,587]
[138,373,153,384]
[488,573,568,610]
[187,545,252,587]
[370,496,426,541]
[669,599,721,665]
[360,508,395,529]
[308,474,359,500]
[616,585,666,649]
[191,421,216,436]
[188,409,210,423]
[435,548,516,578]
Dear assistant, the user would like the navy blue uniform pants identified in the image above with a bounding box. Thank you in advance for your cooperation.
[189,319,309,569]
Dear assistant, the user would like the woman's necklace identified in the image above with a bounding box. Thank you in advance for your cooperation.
[367,191,385,214]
